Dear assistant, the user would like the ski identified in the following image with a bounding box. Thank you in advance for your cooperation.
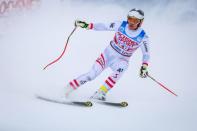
[36,95,93,107]
[94,100,128,107]
[36,95,127,107]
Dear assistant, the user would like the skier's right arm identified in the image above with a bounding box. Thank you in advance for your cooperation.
[75,20,93,29]
[91,21,121,31]
[75,20,121,31]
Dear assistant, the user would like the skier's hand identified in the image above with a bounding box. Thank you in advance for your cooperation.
[140,64,148,78]
[75,20,91,29]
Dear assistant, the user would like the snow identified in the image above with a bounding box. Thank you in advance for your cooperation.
[0,0,197,131]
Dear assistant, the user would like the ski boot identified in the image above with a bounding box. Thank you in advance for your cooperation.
[90,90,106,101]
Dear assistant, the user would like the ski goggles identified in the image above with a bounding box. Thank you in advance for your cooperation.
[127,17,141,25]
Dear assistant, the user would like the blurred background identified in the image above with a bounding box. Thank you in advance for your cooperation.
[0,0,197,131]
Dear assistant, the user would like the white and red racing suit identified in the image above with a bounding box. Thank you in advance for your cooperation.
[68,21,150,93]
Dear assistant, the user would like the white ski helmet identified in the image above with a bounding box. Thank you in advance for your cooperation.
[127,8,144,20]
[127,8,144,28]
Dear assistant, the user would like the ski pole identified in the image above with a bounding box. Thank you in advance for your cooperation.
[147,74,178,97]
[43,26,77,70]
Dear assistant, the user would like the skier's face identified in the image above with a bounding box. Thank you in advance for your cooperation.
[127,17,141,30]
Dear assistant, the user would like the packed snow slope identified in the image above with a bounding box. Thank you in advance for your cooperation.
[0,0,197,131]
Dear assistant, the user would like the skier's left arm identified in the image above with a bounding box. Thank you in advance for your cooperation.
[139,35,150,78]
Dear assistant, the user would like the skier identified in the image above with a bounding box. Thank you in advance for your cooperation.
[64,8,150,101]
